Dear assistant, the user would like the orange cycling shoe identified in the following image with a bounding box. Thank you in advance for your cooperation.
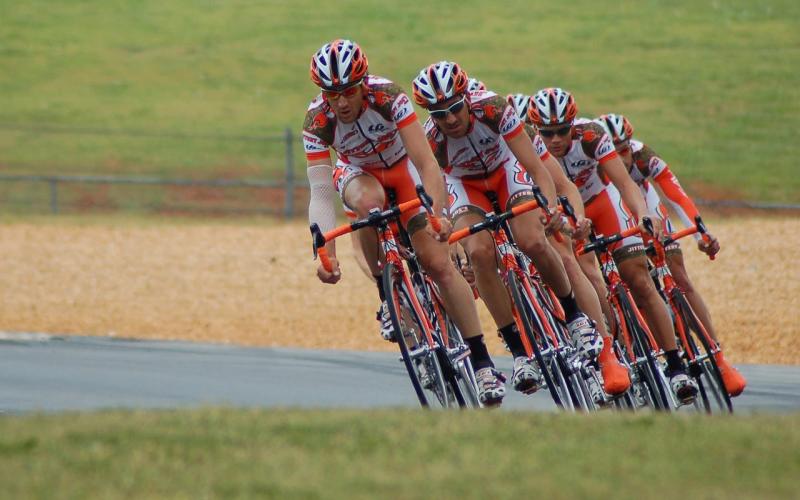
[598,341,631,395]
[714,352,747,397]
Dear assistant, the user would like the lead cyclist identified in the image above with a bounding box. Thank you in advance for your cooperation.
[303,40,506,406]
[595,113,747,397]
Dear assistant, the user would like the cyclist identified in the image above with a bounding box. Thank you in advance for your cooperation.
[595,113,747,397]
[411,61,609,396]
[530,87,699,404]
[304,40,506,406]
[505,93,631,396]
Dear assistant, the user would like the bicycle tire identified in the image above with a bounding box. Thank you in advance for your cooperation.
[383,263,451,408]
[423,278,478,408]
[615,287,672,411]
[507,271,572,409]
[672,290,733,413]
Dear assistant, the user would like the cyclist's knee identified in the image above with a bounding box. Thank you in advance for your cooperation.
[466,241,496,271]
[517,235,549,259]
[422,253,457,283]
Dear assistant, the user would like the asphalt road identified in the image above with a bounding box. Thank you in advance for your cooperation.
[1,333,798,413]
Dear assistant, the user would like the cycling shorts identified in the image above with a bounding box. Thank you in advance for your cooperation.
[445,161,534,221]
[585,184,645,263]
[333,157,427,233]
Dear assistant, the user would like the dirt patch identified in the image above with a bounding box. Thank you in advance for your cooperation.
[0,216,796,364]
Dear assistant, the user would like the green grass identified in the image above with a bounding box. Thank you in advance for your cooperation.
[0,409,798,499]
[1,0,799,202]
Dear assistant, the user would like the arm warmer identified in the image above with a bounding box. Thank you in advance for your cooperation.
[307,164,337,233]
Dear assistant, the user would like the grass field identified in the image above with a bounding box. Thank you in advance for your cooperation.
[1,0,799,203]
[1,409,798,498]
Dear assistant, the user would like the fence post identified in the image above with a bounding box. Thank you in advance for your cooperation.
[284,127,295,217]
[49,178,59,215]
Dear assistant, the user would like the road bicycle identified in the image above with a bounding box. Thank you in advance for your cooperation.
[577,220,673,411]
[646,216,733,413]
[311,186,479,408]
[449,188,599,411]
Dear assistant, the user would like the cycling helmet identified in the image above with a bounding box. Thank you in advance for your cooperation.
[506,93,531,123]
[309,39,369,90]
[528,88,578,126]
[412,61,470,108]
[597,114,634,144]
[467,78,486,92]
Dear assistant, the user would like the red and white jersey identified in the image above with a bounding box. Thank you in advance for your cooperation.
[425,90,525,177]
[554,118,618,204]
[628,139,700,231]
[302,75,417,169]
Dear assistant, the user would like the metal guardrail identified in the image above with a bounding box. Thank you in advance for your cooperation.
[0,126,308,217]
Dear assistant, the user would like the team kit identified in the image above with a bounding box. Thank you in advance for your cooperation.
[303,39,746,409]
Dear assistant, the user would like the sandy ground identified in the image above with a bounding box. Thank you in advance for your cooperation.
[0,217,797,364]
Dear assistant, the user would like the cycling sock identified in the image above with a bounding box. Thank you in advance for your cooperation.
[498,323,526,359]
[375,278,386,302]
[466,334,494,371]
[665,349,684,374]
[557,290,580,321]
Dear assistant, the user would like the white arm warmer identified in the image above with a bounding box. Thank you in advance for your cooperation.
[307,164,337,233]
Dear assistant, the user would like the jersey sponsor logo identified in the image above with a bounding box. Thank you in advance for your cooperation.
[582,129,597,142]
[499,107,520,136]
[595,136,614,159]
[513,166,532,186]
[478,136,496,146]
[392,94,411,121]
[368,123,387,134]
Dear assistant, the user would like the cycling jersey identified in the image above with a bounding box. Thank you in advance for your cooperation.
[303,75,417,169]
[555,118,618,204]
[549,118,642,260]
[628,140,700,231]
[424,91,548,216]
[424,90,525,178]
[303,75,424,230]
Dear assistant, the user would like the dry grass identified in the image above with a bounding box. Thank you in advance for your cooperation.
[0,216,797,364]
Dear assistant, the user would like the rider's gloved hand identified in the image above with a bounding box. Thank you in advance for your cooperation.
[427,216,453,242]
[698,232,721,257]
[317,255,341,284]
[573,215,592,241]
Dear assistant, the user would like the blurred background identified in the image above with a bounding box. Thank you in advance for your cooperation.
[1,0,798,217]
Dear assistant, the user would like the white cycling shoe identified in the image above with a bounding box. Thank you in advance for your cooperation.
[669,371,699,405]
[568,313,603,360]
[511,357,543,394]
[376,301,395,342]
[475,367,506,407]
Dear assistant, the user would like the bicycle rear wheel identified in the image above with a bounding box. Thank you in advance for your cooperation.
[671,290,733,414]
[383,263,454,409]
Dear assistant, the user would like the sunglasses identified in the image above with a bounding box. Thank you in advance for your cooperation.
[323,81,362,101]
[538,125,572,138]
[429,98,466,120]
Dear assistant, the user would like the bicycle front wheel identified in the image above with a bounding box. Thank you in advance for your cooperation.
[383,263,453,409]
[671,289,733,414]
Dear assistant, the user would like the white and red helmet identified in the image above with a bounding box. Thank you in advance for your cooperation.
[412,61,470,108]
[467,78,486,92]
[506,93,531,123]
[597,114,634,144]
[309,39,369,90]
[528,87,578,126]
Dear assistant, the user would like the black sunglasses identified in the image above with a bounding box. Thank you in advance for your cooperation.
[539,125,572,138]
[430,98,466,120]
